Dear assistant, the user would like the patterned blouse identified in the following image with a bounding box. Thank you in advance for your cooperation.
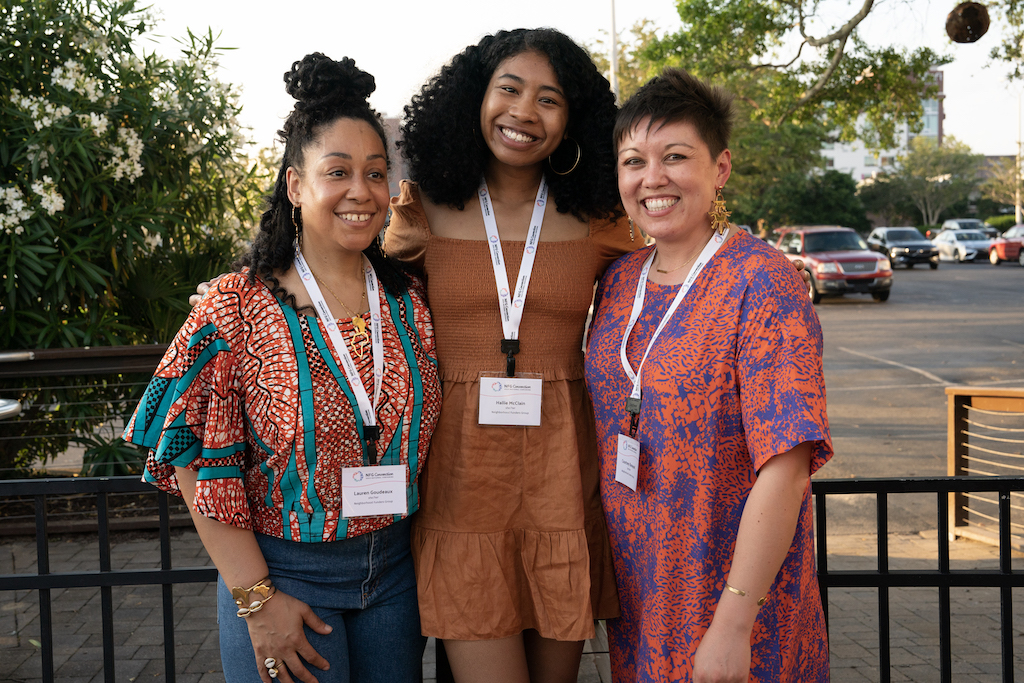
[124,271,442,542]
[584,232,833,682]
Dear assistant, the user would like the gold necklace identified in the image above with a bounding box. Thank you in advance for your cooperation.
[308,266,371,358]
[655,229,713,274]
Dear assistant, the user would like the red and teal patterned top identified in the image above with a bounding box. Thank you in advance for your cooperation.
[584,232,833,682]
[123,270,441,542]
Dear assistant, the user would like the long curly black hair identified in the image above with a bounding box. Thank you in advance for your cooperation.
[400,28,620,221]
[239,53,409,305]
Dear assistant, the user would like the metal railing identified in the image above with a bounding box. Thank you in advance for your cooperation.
[947,387,1024,548]
[0,476,217,683]
[814,475,1024,683]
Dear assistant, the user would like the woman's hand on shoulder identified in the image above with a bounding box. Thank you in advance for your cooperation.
[188,274,227,307]
[792,258,810,284]
[244,589,333,683]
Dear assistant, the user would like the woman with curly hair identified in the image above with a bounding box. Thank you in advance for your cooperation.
[386,28,636,683]
[126,53,441,683]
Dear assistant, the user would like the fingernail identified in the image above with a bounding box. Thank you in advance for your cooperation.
[324,625,333,633]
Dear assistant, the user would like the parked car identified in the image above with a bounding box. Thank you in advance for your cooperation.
[941,218,997,238]
[866,227,939,269]
[932,229,993,262]
[988,224,1024,265]
[774,226,893,303]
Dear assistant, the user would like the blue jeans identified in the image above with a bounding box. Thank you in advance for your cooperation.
[218,517,425,682]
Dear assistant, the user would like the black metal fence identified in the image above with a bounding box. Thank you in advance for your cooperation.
[0,476,216,683]
[4,474,1024,682]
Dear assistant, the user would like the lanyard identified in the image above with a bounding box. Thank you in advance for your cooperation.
[478,177,547,376]
[619,230,727,435]
[293,247,385,464]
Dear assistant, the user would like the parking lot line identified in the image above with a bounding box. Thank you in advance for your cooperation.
[837,346,952,386]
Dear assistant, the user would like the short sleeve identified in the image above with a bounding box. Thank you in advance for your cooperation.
[736,254,832,474]
[591,211,642,274]
[385,180,431,269]
[123,284,252,529]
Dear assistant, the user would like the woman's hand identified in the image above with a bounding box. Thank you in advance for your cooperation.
[692,615,752,683]
[792,258,810,284]
[245,589,333,683]
[188,274,226,307]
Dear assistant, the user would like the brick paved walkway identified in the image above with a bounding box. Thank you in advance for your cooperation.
[2,529,1021,682]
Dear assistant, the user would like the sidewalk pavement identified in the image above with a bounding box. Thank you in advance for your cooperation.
[1,529,1022,683]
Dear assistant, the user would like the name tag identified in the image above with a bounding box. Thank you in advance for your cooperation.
[341,465,408,517]
[478,374,543,426]
[615,434,640,491]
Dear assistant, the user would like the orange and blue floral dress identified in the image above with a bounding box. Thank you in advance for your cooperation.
[584,232,833,682]
[124,271,441,542]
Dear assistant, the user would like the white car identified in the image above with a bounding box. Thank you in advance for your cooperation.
[932,229,993,262]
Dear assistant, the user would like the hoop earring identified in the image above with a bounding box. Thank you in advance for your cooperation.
[628,217,635,242]
[708,187,731,235]
[548,137,581,176]
[292,205,302,250]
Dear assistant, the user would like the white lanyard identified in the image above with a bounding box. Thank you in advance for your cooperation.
[619,231,727,415]
[293,247,384,459]
[478,177,547,375]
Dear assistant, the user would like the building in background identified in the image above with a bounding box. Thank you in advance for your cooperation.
[821,70,944,181]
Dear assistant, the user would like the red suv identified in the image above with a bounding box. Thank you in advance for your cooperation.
[774,226,893,303]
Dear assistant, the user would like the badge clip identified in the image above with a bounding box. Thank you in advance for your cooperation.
[501,338,520,378]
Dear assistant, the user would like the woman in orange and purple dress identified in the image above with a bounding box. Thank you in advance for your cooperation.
[584,69,833,682]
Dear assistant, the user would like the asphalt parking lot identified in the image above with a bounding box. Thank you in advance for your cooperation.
[813,258,1024,533]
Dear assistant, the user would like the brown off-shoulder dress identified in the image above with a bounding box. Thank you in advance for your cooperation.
[385,181,638,641]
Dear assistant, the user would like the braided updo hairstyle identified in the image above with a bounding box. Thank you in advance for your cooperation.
[240,53,408,305]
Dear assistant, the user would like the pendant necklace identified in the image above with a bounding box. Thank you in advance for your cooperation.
[309,267,370,358]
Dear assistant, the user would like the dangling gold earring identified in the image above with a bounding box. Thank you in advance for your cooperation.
[708,187,731,235]
[292,205,302,250]
[628,217,635,242]
[548,137,581,176]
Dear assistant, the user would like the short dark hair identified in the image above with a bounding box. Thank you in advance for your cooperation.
[400,28,620,221]
[240,53,408,302]
[614,68,734,158]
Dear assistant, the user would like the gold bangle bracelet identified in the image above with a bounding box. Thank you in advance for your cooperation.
[725,582,767,606]
[236,586,276,618]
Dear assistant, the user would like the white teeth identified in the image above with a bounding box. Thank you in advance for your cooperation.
[340,213,371,222]
[644,198,677,211]
[501,127,536,143]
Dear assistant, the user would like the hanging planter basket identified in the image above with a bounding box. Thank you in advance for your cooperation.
[946,2,990,43]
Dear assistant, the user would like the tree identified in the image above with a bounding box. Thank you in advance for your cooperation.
[892,136,983,226]
[638,0,948,150]
[979,157,1020,207]
[1,0,269,350]
[857,173,918,227]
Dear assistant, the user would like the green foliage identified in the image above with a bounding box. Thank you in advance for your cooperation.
[858,172,918,227]
[979,157,1019,207]
[0,0,270,350]
[639,0,949,149]
[891,136,984,225]
[734,170,868,231]
[985,214,1017,230]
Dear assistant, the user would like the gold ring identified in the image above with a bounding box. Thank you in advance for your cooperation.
[268,668,279,679]
[264,658,277,669]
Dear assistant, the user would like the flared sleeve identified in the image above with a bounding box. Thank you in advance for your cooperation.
[123,279,252,529]
[386,180,431,269]
[590,211,642,274]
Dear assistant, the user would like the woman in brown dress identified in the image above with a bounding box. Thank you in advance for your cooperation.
[385,28,636,683]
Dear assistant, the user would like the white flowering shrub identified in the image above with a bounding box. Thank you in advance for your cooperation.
[0,0,270,349]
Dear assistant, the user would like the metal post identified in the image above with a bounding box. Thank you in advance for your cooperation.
[1016,91,1021,225]
[609,0,619,103]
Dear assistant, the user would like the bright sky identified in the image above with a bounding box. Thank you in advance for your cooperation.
[142,0,1023,157]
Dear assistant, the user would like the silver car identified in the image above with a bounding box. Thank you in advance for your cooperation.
[932,229,993,262]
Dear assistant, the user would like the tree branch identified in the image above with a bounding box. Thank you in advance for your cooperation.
[773,33,849,126]
[805,0,876,47]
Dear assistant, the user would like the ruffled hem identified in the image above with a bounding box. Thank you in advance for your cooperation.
[412,525,596,641]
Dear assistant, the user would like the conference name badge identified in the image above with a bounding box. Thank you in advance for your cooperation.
[341,465,407,517]
[615,434,640,491]
[478,373,543,426]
